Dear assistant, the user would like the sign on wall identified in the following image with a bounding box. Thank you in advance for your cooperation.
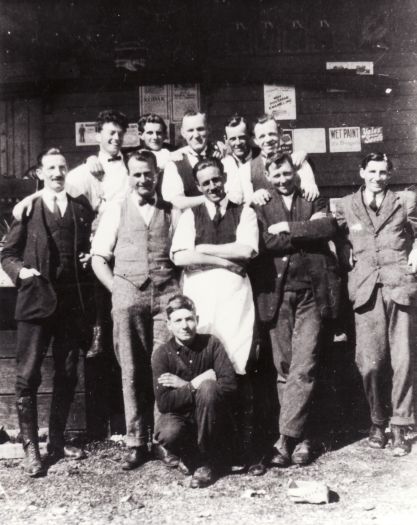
[361,126,383,144]
[264,85,296,120]
[139,85,170,120]
[75,122,140,147]
[329,127,361,152]
[172,84,200,122]
[326,61,374,75]
[293,128,326,153]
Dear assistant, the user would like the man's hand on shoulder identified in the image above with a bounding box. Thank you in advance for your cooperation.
[86,155,105,180]
[19,267,40,280]
[300,180,320,202]
[158,373,189,389]
[251,188,271,206]
[291,149,307,169]
[310,211,328,221]
[13,191,42,220]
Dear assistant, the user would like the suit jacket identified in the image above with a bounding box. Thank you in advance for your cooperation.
[1,194,93,321]
[335,188,417,309]
[251,190,340,323]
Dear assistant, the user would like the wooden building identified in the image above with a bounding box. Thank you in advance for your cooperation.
[1,0,416,436]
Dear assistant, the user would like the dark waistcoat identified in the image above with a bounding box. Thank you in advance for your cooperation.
[174,155,201,197]
[192,201,243,245]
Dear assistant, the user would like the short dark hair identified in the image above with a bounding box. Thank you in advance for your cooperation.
[253,114,281,134]
[127,149,157,171]
[166,294,196,318]
[96,109,128,133]
[37,147,65,168]
[265,153,295,173]
[192,157,224,181]
[181,110,207,126]
[138,113,167,134]
[224,114,249,130]
[360,152,393,171]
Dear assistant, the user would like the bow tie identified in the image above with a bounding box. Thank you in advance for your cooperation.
[138,197,155,206]
[108,155,122,162]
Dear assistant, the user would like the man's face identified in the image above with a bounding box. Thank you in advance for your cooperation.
[254,120,281,158]
[38,154,67,193]
[360,160,390,194]
[140,122,165,151]
[96,122,125,156]
[266,159,296,195]
[181,114,208,153]
[167,308,198,344]
[225,122,250,160]
[127,158,157,198]
[196,165,226,203]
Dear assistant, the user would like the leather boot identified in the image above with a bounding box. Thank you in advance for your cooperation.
[86,325,104,359]
[16,396,44,477]
[270,435,294,467]
[391,425,411,457]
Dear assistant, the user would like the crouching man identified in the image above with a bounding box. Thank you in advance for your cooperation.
[152,294,237,488]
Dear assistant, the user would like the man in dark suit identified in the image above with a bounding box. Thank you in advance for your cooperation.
[251,153,340,467]
[1,148,94,477]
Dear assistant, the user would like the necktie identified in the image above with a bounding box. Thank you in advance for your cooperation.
[212,203,222,226]
[52,195,62,218]
[369,196,378,213]
[108,155,122,162]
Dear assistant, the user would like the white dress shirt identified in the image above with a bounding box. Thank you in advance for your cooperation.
[42,188,68,216]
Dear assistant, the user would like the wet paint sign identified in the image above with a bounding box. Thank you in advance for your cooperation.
[329,127,361,152]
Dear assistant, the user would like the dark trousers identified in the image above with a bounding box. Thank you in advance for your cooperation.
[112,277,179,448]
[15,294,84,446]
[355,286,415,426]
[155,379,227,463]
[269,288,321,439]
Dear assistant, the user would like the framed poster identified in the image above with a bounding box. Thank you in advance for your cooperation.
[172,84,200,122]
[75,122,97,146]
[293,128,326,153]
[139,85,169,119]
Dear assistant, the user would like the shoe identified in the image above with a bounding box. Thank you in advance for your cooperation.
[16,396,45,478]
[190,465,215,488]
[368,424,387,449]
[270,435,292,467]
[178,458,192,476]
[291,439,312,465]
[47,444,86,461]
[121,446,149,471]
[391,425,411,457]
[247,460,267,476]
[86,326,104,359]
[154,444,180,468]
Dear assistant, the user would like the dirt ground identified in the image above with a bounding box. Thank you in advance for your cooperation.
[1,432,416,525]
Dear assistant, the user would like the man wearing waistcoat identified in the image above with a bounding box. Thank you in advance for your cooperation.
[251,153,340,467]
[91,149,180,470]
[335,152,417,456]
[238,115,319,206]
[1,148,94,477]
[170,157,260,472]
[162,111,233,210]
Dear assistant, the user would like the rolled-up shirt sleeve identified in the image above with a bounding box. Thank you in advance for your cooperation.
[170,208,196,259]
[236,205,259,256]
[91,201,122,261]
[162,160,185,202]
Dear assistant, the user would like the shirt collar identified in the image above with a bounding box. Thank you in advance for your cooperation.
[98,150,123,163]
[231,149,252,166]
[186,145,208,159]
[205,195,228,216]
[43,187,67,202]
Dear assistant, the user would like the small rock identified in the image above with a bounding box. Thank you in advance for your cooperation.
[241,489,267,499]
[120,494,132,503]
[287,479,330,504]
[198,510,212,518]
[362,503,375,511]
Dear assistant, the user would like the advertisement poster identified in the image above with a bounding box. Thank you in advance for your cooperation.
[139,85,169,119]
[361,126,383,144]
[75,122,97,146]
[75,122,139,147]
[264,85,296,120]
[329,127,361,152]
[326,61,374,75]
[293,128,326,153]
[280,129,294,153]
[172,84,200,122]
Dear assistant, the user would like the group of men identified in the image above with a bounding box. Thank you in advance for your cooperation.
[2,107,416,489]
